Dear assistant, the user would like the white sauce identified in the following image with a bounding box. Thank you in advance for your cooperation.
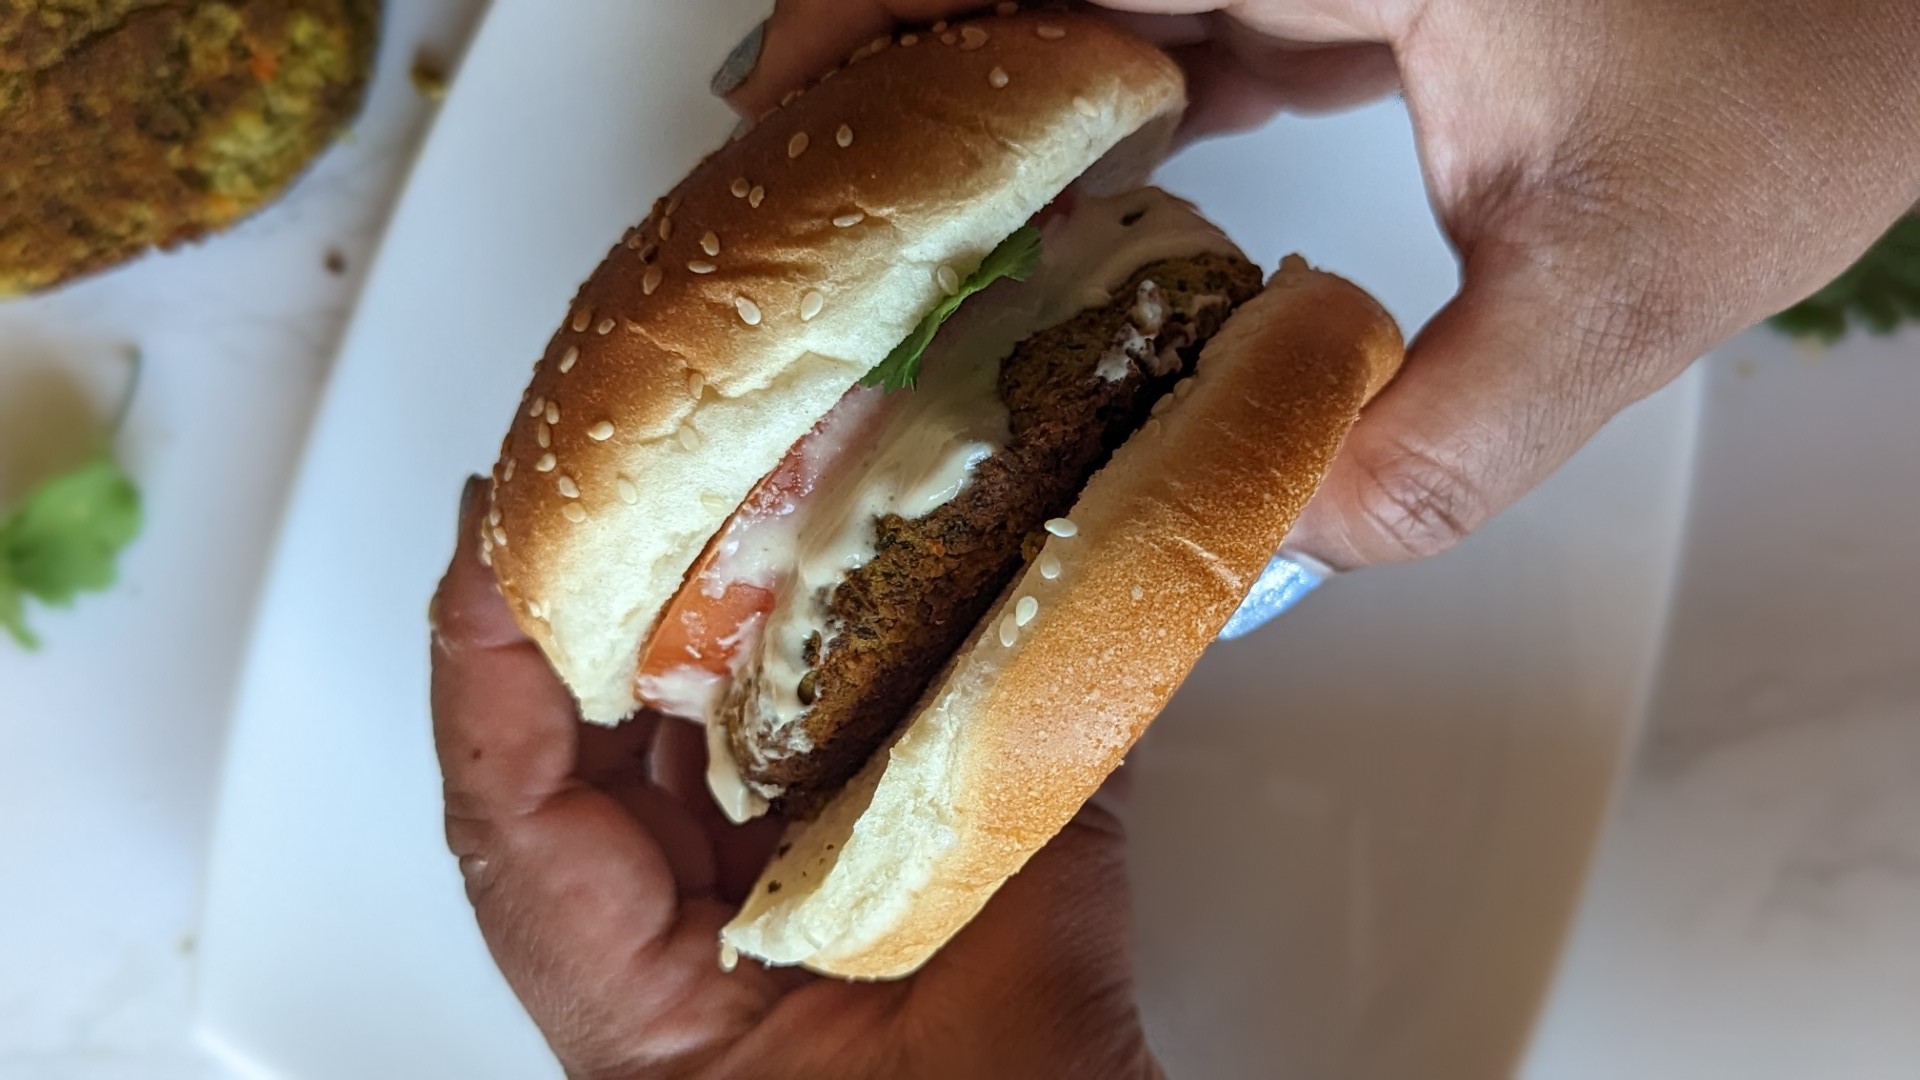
[672,187,1242,821]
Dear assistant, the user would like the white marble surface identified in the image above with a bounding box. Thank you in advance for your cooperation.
[3,1,1918,1076]
[1526,328,1920,1079]
[0,4,487,1078]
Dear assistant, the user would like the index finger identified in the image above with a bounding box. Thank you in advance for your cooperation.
[430,478,613,824]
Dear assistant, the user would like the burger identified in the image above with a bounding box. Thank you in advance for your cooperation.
[482,10,1403,978]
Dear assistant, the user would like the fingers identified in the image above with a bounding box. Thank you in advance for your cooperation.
[716,0,973,117]
[432,477,604,824]
[717,0,1401,131]
[1284,243,1697,569]
[431,479,792,1075]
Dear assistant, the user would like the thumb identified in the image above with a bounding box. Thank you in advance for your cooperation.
[1285,245,1697,569]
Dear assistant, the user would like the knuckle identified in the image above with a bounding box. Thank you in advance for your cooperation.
[1351,437,1494,563]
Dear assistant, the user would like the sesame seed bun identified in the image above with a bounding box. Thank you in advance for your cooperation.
[721,258,1405,978]
[486,11,1187,724]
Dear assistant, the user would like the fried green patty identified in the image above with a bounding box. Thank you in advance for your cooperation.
[729,251,1267,816]
[0,0,378,295]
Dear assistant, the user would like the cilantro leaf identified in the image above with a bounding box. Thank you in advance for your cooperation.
[862,226,1045,392]
[0,567,30,649]
[1770,215,1920,343]
[0,458,142,648]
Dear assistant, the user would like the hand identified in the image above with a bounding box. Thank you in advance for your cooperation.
[717,0,1920,569]
[431,479,1158,1080]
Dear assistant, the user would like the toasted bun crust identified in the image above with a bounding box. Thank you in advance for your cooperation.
[485,13,1186,723]
[721,258,1406,978]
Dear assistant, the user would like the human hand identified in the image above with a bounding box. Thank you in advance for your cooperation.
[715,0,1920,569]
[431,479,1158,1080]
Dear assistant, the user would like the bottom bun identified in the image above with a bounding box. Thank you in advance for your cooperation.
[720,257,1405,979]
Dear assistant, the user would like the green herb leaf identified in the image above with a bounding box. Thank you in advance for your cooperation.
[1770,215,1920,343]
[0,458,142,648]
[862,226,1045,392]
[0,567,31,649]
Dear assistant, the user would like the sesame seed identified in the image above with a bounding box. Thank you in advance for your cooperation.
[1143,418,1163,437]
[572,308,591,332]
[788,132,810,158]
[836,124,854,148]
[1074,96,1098,118]
[998,613,1019,647]
[833,211,866,228]
[562,504,588,524]
[931,20,948,32]
[960,26,989,50]
[1151,394,1172,417]
[869,35,890,53]
[688,371,705,398]
[502,458,516,482]
[488,505,502,526]
[659,218,673,241]
[1174,378,1196,399]
[616,477,640,504]
[1045,517,1078,538]
[701,231,721,256]
[556,476,580,498]
[688,260,717,274]
[492,527,508,547]
[596,318,615,335]
[625,232,643,250]
[1131,586,1145,601]
[989,66,1010,89]
[559,346,579,373]
[528,395,545,418]
[478,544,493,567]
[701,492,731,511]
[664,195,681,216]
[1039,553,1062,579]
[679,426,702,450]
[535,453,556,472]
[749,186,766,208]
[936,265,960,295]
[537,422,551,448]
[1037,24,1066,40]
[588,420,615,441]
[545,401,560,425]
[941,31,958,45]
[730,177,750,198]
[1015,595,1039,626]
[735,296,763,325]
[997,1,1019,13]
[901,33,920,46]
[529,600,547,620]
[643,267,663,295]
[800,291,825,321]
[781,89,801,107]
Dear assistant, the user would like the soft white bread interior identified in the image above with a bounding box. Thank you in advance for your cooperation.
[485,13,1187,724]
[721,257,1407,978]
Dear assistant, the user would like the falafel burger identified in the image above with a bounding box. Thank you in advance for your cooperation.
[482,10,1403,978]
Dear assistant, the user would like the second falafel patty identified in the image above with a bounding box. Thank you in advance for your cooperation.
[727,250,1266,816]
[0,0,378,295]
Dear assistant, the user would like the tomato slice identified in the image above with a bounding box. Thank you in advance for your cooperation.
[635,388,883,711]
[633,188,1076,715]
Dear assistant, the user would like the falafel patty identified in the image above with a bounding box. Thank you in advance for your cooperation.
[728,251,1266,816]
[0,0,378,295]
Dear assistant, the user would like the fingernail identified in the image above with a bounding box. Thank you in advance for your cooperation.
[710,20,767,97]
[1218,550,1333,640]
[459,474,485,520]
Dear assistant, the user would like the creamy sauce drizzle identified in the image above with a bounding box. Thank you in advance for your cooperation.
[656,188,1241,822]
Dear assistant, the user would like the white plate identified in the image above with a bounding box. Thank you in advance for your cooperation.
[195,2,1699,1076]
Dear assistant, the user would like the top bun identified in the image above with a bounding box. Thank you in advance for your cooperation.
[486,12,1186,723]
